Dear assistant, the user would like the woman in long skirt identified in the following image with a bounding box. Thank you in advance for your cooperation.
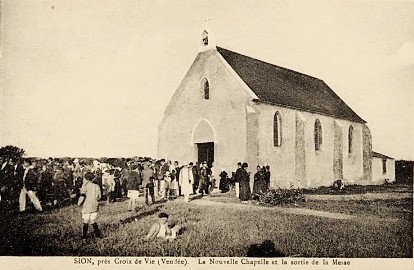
[253,165,267,194]
[239,163,251,202]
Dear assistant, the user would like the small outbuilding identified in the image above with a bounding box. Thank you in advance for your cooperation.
[372,152,395,184]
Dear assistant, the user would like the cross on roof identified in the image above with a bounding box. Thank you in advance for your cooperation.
[204,18,211,29]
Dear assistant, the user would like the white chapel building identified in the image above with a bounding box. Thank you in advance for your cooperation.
[158,29,393,188]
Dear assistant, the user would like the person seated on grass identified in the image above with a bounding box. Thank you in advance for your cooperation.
[333,179,344,193]
[144,212,182,241]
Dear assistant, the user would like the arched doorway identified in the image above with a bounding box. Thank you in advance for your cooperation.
[191,118,216,166]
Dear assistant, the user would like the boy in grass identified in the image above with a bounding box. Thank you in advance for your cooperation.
[78,172,102,240]
[144,212,181,241]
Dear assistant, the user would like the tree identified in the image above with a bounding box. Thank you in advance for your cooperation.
[0,145,26,160]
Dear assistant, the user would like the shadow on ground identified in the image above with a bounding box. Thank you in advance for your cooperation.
[120,205,163,224]
[246,240,286,257]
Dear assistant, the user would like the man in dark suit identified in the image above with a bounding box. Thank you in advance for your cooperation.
[19,159,43,212]
[1,158,17,204]
[192,162,200,195]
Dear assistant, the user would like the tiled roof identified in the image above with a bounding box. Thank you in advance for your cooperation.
[217,47,366,124]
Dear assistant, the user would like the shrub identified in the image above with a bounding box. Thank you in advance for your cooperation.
[253,185,306,206]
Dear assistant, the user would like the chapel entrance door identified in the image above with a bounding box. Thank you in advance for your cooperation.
[197,142,214,167]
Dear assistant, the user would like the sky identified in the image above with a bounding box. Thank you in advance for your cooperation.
[1,0,413,160]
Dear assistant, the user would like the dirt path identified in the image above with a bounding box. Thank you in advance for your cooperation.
[169,196,357,220]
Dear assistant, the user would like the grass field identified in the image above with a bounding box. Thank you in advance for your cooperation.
[303,183,413,195]
[0,184,412,257]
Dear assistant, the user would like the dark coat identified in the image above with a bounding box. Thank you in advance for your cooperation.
[0,163,15,187]
[127,170,141,190]
[264,170,271,189]
[239,168,251,201]
[160,163,169,175]
[175,166,181,181]
[24,168,40,191]
[114,169,121,181]
[192,166,200,184]
[219,171,229,192]
[15,164,25,189]
[39,170,54,193]
[199,167,208,185]
[253,170,267,194]
[234,168,243,183]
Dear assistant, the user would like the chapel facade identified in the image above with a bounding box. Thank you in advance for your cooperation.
[158,30,374,188]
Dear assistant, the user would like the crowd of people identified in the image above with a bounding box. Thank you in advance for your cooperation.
[219,162,271,202]
[0,156,272,210]
[0,156,271,240]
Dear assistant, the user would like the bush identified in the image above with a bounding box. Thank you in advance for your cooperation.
[253,185,306,206]
[0,145,25,160]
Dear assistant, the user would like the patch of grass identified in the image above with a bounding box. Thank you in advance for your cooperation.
[303,183,413,195]
[204,190,239,203]
[301,198,413,220]
[0,197,412,257]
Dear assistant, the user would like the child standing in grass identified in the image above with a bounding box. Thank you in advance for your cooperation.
[78,172,102,240]
[169,169,178,197]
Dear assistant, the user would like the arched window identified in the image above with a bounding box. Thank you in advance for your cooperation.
[201,78,209,100]
[348,125,354,154]
[273,112,282,147]
[314,119,322,151]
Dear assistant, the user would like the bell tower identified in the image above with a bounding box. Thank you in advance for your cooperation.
[199,19,216,52]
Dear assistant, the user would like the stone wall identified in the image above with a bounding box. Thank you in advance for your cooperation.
[254,102,369,188]
[158,49,253,177]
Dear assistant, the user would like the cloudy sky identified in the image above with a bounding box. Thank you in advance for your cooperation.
[1,0,413,159]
